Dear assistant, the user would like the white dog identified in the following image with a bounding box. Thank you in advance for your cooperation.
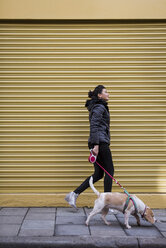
[85,176,156,229]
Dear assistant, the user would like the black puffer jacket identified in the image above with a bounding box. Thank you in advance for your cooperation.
[85,98,110,146]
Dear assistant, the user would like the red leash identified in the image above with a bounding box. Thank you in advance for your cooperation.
[88,148,126,192]
[88,148,139,214]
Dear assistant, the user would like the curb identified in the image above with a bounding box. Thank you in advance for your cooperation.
[0,236,166,248]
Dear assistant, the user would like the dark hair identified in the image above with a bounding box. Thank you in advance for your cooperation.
[88,85,106,99]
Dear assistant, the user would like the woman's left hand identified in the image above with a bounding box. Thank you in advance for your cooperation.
[92,145,99,156]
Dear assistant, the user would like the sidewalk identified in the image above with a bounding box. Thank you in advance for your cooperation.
[0,207,165,248]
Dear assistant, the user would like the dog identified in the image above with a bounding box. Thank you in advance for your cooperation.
[85,176,157,229]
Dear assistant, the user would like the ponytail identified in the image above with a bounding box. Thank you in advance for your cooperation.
[88,90,94,98]
[88,85,105,99]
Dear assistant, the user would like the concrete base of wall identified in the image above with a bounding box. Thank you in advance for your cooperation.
[0,193,165,208]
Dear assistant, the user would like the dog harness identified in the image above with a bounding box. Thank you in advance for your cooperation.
[122,191,138,215]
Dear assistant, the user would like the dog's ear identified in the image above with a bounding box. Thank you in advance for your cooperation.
[144,207,155,224]
[144,206,150,216]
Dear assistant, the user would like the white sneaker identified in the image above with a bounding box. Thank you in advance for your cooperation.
[65,191,79,210]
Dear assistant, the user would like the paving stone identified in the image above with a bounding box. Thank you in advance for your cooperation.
[109,209,119,214]
[155,216,166,222]
[28,207,56,213]
[117,217,162,237]
[0,215,24,224]
[0,224,20,236]
[0,208,28,216]
[21,220,54,229]
[154,222,166,232]
[116,216,153,227]
[19,218,55,237]
[56,207,85,216]
[25,212,55,221]
[90,222,126,236]
[19,228,54,237]
[85,213,118,225]
[138,237,166,248]
[56,216,86,225]
[161,232,166,238]
[55,224,90,236]
[114,211,135,218]
[84,207,118,216]
[125,226,162,237]
[152,209,166,217]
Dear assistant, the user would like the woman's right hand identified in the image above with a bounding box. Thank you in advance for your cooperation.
[92,145,99,156]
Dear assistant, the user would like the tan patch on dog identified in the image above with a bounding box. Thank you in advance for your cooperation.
[144,207,155,224]
[104,193,128,206]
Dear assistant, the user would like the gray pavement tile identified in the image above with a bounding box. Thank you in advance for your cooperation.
[0,215,24,224]
[0,208,28,216]
[156,216,166,222]
[25,212,55,220]
[116,216,163,237]
[138,237,166,248]
[21,220,54,229]
[152,209,166,217]
[116,216,153,227]
[85,213,118,225]
[56,207,85,216]
[154,221,166,232]
[19,228,54,237]
[161,232,166,238]
[0,224,20,236]
[89,222,126,236]
[55,224,90,236]
[84,207,119,222]
[56,216,87,225]
[109,209,119,214]
[114,211,135,218]
[84,207,119,216]
[125,226,162,237]
[29,207,56,213]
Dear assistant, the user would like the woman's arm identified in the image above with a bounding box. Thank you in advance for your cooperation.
[90,104,105,155]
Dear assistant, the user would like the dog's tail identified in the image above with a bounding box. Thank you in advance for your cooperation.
[89,176,100,197]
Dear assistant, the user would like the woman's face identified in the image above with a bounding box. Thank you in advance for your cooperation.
[98,88,109,101]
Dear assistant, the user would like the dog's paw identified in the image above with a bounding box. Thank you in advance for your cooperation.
[126,225,131,229]
[85,221,89,226]
[104,221,111,226]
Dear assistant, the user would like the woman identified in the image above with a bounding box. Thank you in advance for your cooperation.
[65,85,114,209]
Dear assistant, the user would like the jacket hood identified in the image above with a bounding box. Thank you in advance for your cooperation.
[85,98,109,112]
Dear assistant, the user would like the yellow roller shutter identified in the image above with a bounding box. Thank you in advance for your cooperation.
[0,21,166,207]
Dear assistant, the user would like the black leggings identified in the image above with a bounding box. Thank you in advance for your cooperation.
[74,142,114,194]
